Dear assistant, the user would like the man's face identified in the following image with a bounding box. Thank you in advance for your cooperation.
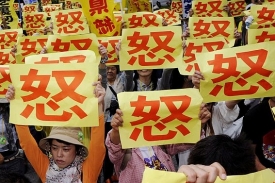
[107,66,118,81]
[51,139,77,169]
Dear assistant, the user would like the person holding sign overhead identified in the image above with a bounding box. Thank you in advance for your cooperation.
[5,81,106,183]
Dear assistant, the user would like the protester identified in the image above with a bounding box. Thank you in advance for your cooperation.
[5,81,106,183]
[106,105,211,183]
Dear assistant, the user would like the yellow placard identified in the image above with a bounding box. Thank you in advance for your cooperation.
[127,0,152,13]
[98,37,121,65]
[228,0,246,17]
[0,0,19,29]
[192,0,228,17]
[142,168,275,183]
[51,9,89,35]
[171,0,182,14]
[0,49,16,65]
[13,3,20,11]
[154,9,181,26]
[43,5,61,17]
[248,27,275,44]
[123,12,163,28]
[23,4,37,13]
[118,89,202,149]
[196,42,275,102]
[46,34,100,63]
[250,5,275,28]
[120,26,183,70]
[0,29,23,49]
[25,50,97,64]
[0,65,11,98]
[179,37,229,75]
[65,0,81,9]
[23,12,48,30]
[263,0,275,5]
[16,35,49,64]
[41,0,51,6]
[80,0,120,37]
[188,17,235,47]
[114,13,123,24]
[9,63,99,127]
[25,29,45,36]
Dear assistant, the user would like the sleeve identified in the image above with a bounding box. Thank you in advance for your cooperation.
[124,70,134,91]
[99,67,107,90]
[105,130,126,175]
[165,143,194,156]
[157,69,173,90]
[83,115,105,183]
[15,125,48,183]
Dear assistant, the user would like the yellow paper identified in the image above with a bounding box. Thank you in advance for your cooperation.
[179,37,229,75]
[80,0,120,37]
[228,0,246,17]
[65,0,81,9]
[192,0,228,17]
[250,5,275,28]
[13,3,20,11]
[98,37,121,65]
[25,50,97,64]
[127,0,152,13]
[43,5,61,17]
[118,89,202,149]
[197,42,275,102]
[248,27,275,44]
[120,26,183,70]
[23,12,48,30]
[142,168,275,183]
[154,9,181,26]
[123,12,163,28]
[9,63,99,127]
[41,0,51,6]
[171,0,182,14]
[23,4,37,13]
[0,49,16,65]
[189,17,235,47]
[263,0,275,5]
[16,35,48,64]
[46,34,100,63]
[51,9,90,35]
[0,29,23,49]
[25,29,45,36]
[0,65,11,98]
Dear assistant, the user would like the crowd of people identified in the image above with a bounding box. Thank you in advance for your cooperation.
[0,0,275,182]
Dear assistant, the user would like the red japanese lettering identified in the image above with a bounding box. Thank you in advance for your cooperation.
[0,52,11,65]
[255,31,275,42]
[211,21,230,37]
[257,7,275,24]
[56,11,84,34]
[143,14,160,27]
[128,15,142,28]
[0,67,11,95]
[195,2,207,15]
[51,39,71,51]
[193,19,211,37]
[89,0,108,16]
[207,1,223,16]
[93,17,116,34]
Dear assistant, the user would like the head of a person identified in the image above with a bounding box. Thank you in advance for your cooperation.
[0,173,30,183]
[106,65,120,82]
[169,68,193,89]
[134,69,158,90]
[0,98,9,115]
[39,127,88,169]
[188,134,256,175]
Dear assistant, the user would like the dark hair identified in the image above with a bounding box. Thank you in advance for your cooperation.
[49,139,81,155]
[188,134,256,175]
[133,70,159,91]
[0,173,31,183]
[169,68,194,89]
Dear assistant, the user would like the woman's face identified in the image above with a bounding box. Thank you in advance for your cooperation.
[137,70,153,77]
[51,140,77,168]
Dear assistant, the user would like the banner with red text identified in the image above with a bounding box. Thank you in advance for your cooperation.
[9,63,99,127]
[127,0,152,13]
[179,37,229,75]
[120,26,183,70]
[171,0,182,14]
[23,12,48,30]
[0,49,16,65]
[248,27,275,44]
[0,29,23,49]
[228,0,246,17]
[118,89,203,148]
[51,9,89,35]
[250,5,275,29]
[123,12,163,28]
[154,9,181,26]
[197,42,275,102]
[98,37,121,65]
[0,65,11,98]
[192,0,228,17]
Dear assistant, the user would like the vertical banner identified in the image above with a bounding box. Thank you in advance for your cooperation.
[51,9,89,35]
[9,62,99,127]
[179,37,228,75]
[46,34,100,63]
[154,9,181,26]
[0,65,11,98]
[0,0,19,29]
[188,17,235,47]
[119,26,183,70]
[118,89,203,149]
[79,0,120,37]
[196,42,275,102]
[228,0,246,17]
[248,27,275,44]
[192,0,228,17]
[171,0,183,14]
[0,29,22,49]
[123,12,163,28]
[16,35,48,64]
[98,37,121,65]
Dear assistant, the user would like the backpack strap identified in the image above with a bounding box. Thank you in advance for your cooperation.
[108,86,118,100]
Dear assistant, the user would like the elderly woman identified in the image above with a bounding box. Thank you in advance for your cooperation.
[6,81,106,183]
